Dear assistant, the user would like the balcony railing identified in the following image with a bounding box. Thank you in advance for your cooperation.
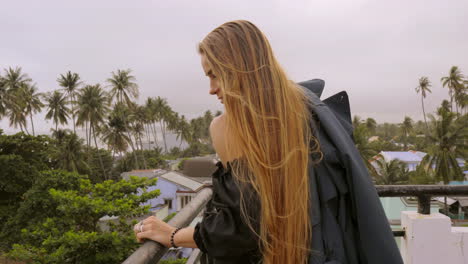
[122,185,468,264]
[122,187,212,264]
[376,185,468,214]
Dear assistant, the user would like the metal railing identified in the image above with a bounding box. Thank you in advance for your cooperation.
[123,184,468,263]
[377,185,468,237]
[186,249,203,264]
[122,187,212,264]
[376,185,468,214]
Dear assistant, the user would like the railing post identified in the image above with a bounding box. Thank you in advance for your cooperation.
[417,194,431,215]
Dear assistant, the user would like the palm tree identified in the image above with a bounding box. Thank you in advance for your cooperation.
[57,71,82,133]
[381,123,391,140]
[455,79,468,115]
[176,115,191,148]
[44,91,69,131]
[100,114,130,158]
[107,69,143,165]
[52,128,69,145]
[202,110,214,141]
[352,115,362,129]
[441,66,464,113]
[166,111,179,135]
[76,84,109,179]
[110,102,140,169]
[21,83,44,136]
[422,102,466,182]
[2,67,32,92]
[415,76,432,131]
[107,69,139,106]
[131,121,148,169]
[181,120,193,148]
[373,154,409,185]
[365,118,377,135]
[133,105,150,149]
[409,164,436,185]
[154,97,170,152]
[7,98,28,134]
[2,67,33,126]
[353,122,378,177]
[422,100,467,214]
[145,97,160,148]
[52,129,89,172]
[190,117,205,144]
[400,116,413,150]
[0,76,7,118]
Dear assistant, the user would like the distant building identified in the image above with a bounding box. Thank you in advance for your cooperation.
[120,158,217,259]
[372,151,424,171]
[371,151,465,172]
[122,168,212,214]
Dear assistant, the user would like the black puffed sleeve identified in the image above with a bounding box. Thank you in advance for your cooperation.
[193,161,261,260]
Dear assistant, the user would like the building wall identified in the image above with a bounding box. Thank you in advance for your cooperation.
[405,162,418,171]
[139,177,190,214]
[176,192,197,212]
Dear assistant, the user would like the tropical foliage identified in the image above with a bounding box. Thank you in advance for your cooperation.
[3,170,159,264]
[372,154,410,185]
[1,64,467,261]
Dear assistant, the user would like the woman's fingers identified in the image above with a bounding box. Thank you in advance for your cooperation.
[132,216,176,247]
[136,230,153,242]
[133,222,141,233]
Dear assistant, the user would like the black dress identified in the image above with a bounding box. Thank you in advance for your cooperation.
[193,160,263,264]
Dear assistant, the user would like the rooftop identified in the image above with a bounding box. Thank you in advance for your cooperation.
[378,151,426,163]
[159,171,205,192]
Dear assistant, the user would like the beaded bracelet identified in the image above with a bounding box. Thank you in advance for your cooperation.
[170,227,183,248]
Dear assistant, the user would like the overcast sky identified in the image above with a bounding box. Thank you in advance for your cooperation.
[1,0,467,134]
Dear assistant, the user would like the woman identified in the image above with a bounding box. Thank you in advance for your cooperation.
[134,20,403,264]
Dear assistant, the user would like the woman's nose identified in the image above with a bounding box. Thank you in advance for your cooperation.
[209,85,218,95]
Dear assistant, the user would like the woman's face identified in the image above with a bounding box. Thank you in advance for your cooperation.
[201,54,223,104]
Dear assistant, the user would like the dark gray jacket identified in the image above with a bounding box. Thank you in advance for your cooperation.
[193,79,404,264]
[302,79,403,264]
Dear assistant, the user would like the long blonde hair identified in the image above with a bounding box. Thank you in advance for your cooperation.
[199,20,318,264]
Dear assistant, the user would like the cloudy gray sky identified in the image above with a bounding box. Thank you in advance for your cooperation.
[1,0,467,134]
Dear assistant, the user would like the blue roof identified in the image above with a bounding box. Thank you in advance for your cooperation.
[381,151,426,162]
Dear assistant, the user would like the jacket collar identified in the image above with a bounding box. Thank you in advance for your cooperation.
[299,79,353,136]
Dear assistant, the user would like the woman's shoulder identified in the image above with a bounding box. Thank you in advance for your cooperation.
[209,114,242,167]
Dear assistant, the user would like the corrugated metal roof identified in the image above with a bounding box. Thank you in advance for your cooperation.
[159,171,204,191]
[120,169,167,180]
[187,176,212,184]
[433,197,457,205]
[451,197,468,207]
[121,171,157,180]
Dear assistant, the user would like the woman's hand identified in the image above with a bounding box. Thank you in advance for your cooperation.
[133,216,176,247]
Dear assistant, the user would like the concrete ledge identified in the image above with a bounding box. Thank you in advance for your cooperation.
[401,211,468,264]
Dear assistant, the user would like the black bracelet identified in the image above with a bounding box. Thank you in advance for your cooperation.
[170,227,183,248]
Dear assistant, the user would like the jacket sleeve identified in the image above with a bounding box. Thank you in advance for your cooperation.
[193,162,261,259]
